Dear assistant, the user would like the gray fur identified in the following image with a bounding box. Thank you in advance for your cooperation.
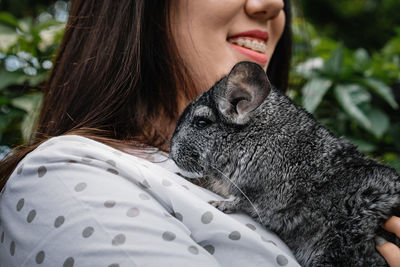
[170,61,400,266]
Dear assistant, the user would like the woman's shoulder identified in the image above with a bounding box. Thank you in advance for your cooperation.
[24,134,133,163]
[4,134,178,212]
[0,135,221,266]
[13,134,167,178]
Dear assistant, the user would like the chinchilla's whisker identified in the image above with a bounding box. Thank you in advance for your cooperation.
[208,163,263,223]
[166,126,261,221]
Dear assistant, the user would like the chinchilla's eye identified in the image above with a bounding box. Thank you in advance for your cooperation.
[193,117,212,129]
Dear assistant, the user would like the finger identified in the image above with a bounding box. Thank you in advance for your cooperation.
[383,216,400,238]
[376,236,400,267]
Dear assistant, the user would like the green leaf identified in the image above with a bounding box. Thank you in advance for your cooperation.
[312,37,340,58]
[0,97,10,105]
[334,84,371,130]
[301,78,332,112]
[323,43,344,77]
[380,153,400,174]
[295,57,324,79]
[10,93,43,142]
[382,34,400,57]
[26,72,49,87]
[37,24,65,52]
[0,25,18,51]
[34,19,64,33]
[0,12,19,28]
[363,78,399,109]
[365,107,390,138]
[345,137,377,153]
[10,92,42,112]
[353,48,370,71]
[18,17,33,33]
[0,70,29,90]
[0,23,15,34]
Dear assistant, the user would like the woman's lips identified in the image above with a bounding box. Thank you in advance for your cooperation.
[229,43,268,64]
[228,30,269,64]
[229,30,269,41]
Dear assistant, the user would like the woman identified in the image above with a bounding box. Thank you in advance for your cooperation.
[0,0,399,266]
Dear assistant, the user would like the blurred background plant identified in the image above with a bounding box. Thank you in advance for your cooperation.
[0,0,399,172]
[0,0,67,158]
[290,0,400,171]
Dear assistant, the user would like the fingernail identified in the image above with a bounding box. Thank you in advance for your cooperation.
[375,236,387,246]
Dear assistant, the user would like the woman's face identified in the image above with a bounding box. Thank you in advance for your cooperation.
[171,0,286,91]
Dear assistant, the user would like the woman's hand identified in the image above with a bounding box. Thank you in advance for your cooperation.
[376,216,400,267]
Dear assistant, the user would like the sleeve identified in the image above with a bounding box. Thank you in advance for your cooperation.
[0,138,222,267]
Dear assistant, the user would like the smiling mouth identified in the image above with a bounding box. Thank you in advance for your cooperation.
[227,37,267,53]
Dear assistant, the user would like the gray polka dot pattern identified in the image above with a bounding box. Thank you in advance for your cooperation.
[35,251,45,264]
[162,179,172,186]
[16,198,24,211]
[203,244,215,255]
[162,231,176,241]
[112,234,126,246]
[188,245,199,255]
[10,241,15,256]
[201,211,213,224]
[246,223,256,230]
[277,254,289,266]
[228,231,241,240]
[126,207,140,217]
[82,226,94,238]
[107,168,119,175]
[74,182,87,192]
[27,209,36,223]
[17,164,23,175]
[139,193,150,200]
[37,166,47,177]
[54,216,65,228]
[63,257,74,267]
[104,200,116,208]
[106,160,116,167]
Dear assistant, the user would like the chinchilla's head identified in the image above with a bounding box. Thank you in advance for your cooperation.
[170,61,271,178]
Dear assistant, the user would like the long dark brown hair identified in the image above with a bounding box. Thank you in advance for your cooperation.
[0,0,292,188]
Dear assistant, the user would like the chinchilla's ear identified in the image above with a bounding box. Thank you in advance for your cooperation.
[215,61,271,124]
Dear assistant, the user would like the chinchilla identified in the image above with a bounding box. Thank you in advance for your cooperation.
[170,61,400,266]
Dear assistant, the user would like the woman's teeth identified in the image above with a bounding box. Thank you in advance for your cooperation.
[228,37,267,53]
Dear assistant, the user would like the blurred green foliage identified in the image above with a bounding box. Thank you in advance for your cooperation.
[299,0,400,51]
[289,19,400,172]
[0,1,399,172]
[0,1,67,151]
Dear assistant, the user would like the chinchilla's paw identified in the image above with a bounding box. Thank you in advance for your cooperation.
[209,196,240,214]
[209,200,236,213]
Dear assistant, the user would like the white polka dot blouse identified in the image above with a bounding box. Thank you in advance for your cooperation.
[0,135,300,267]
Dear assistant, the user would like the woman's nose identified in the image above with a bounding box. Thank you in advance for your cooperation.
[245,0,284,20]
